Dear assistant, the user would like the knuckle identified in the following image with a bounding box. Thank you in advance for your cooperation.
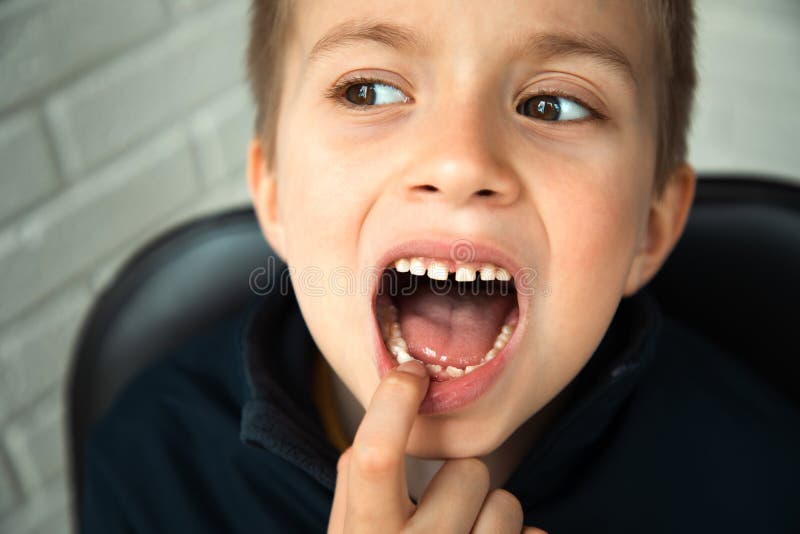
[353,443,402,478]
[487,488,523,521]
[336,448,352,473]
[452,457,490,487]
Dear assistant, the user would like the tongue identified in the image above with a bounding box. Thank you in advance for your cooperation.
[396,281,516,368]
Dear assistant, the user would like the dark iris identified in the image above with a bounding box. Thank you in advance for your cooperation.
[517,96,561,120]
[344,83,376,105]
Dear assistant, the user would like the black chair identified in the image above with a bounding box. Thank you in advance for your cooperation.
[67,207,276,524]
[67,174,800,524]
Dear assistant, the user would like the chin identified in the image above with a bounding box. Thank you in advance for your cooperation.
[403,407,521,459]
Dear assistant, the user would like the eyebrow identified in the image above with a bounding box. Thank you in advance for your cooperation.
[512,32,638,88]
[307,19,637,88]
[308,20,432,63]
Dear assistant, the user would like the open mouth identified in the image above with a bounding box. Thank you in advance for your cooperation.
[371,244,525,413]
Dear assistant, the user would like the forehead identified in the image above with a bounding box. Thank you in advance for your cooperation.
[290,0,654,87]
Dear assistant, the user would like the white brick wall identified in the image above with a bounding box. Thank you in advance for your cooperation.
[0,1,251,532]
[688,0,800,179]
[0,0,167,111]
[0,111,59,224]
[0,1,797,533]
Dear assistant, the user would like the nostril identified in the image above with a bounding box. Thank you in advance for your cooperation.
[413,184,439,193]
[475,189,495,197]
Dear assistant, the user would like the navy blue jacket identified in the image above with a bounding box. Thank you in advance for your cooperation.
[81,287,800,533]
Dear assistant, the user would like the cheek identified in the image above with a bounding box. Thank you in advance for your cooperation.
[538,154,644,284]
[278,137,379,265]
[516,155,648,403]
[275,127,387,402]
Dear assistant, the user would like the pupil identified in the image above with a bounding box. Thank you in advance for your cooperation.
[346,83,375,105]
[520,96,560,120]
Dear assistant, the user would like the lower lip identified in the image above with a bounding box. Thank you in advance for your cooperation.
[371,306,524,415]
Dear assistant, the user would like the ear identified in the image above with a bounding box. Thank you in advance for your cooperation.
[623,163,696,297]
[247,138,287,261]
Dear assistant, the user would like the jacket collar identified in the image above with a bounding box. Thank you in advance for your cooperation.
[237,280,662,505]
[236,284,340,490]
[503,288,662,508]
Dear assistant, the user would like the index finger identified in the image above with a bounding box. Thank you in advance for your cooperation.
[345,360,429,531]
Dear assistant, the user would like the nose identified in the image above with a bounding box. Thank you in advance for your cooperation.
[402,104,521,207]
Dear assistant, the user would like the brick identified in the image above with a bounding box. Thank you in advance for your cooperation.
[88,177,249,296]
[686,84,736,168]
[45,2,249,180]
[195,179,251,214]
[4,393,65,495]
[733,123,800,179]
[690,0,800,182]
[28,504,71,534]
[0,111,59,223]
[165,0,221,16]
[0,129,199,324]
[0,474,68,534]
[190,84,255,185]
[0,451,20,517]
[0,284,91,424]
[0,0,166,112]
[719,91,800,178]
[696,2,800,87]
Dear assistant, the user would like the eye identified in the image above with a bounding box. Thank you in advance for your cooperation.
[516,94,595,122]
[342,80,409,106]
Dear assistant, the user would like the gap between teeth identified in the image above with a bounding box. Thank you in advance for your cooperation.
[394,257,511,282]
[377,301,515,378]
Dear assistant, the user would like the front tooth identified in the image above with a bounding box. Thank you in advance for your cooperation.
[427,261,449,281]
[409,258,427,276]
[394,258,411,272]
[495,268,511,281]
[425,363,442,373]
[479,265,496,281]
[445,366,465,378]
[465,365,479,374]
[455,264,477,282]
[395,350,414,364]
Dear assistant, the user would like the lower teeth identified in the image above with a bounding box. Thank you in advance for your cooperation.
[377,300,515,378]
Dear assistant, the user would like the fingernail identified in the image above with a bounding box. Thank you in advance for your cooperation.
[396,360,427,378]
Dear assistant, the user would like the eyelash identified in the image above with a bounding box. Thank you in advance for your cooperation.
[324,75,608,123]
[324,75,406,109]
[520,87,609,123]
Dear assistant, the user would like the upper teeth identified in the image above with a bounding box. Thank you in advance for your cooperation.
[393,257,512,282]
[427,261,449,280]
[409,258,426,276]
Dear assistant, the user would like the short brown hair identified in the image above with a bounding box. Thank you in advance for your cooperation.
[246,1,696,195]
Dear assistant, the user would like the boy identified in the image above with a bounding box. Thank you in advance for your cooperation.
[82,1,800,532]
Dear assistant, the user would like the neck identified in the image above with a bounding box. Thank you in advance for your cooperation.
[330,369,576,500]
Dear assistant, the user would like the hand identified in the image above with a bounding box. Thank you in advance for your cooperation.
[327,360,548,533]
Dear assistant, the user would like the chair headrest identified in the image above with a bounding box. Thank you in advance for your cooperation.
[646,175,800,405]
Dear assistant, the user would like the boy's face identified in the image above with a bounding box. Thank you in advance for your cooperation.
[249,0,693,458]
